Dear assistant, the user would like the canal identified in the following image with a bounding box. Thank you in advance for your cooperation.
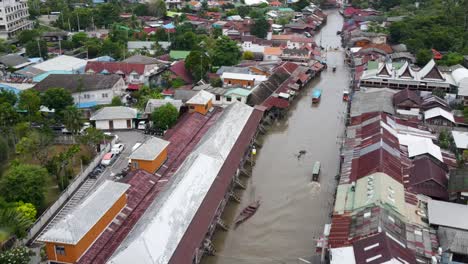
[203,9,349,264]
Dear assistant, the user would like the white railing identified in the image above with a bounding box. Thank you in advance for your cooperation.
[26,138,117,244]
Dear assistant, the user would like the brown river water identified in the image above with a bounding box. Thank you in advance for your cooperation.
[202,9,349,264]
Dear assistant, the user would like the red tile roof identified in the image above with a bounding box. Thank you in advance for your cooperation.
[169,61,193,84]
[127,83,141,90]
[86,61,147,75]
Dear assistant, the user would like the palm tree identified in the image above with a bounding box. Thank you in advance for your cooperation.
[0,208,32,240]
[62,106,83,135]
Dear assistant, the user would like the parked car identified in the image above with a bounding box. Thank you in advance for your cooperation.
[111,143,125,154]
[101,152,117,166]
[80,122,91,134]
[137,121,147,130]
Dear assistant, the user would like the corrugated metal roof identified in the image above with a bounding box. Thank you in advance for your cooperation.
[109,102,256,264]
[90,106,138,121]
[38,181,130,244]
[129,137,170,161]
[428,200,468,230]
[186,90,213,105]
[424,107,455,123]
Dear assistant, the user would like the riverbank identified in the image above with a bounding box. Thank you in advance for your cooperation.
[203,9,349,264]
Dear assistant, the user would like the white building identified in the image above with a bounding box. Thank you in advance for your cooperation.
[90,106,138,130]
[34,74,126,109]
[0,0,33,39]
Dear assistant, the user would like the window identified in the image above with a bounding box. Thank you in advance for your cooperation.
[215,94,221,101]
[133,162,139,169]
[237,97,242,102]
[226,97,232,102]
[102,93,108,98]
[189,105,195,109]
[83,94,91,99]
[55,245,65,255]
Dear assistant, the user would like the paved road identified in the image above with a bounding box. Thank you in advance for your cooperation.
[202,9,349,264]
[95,130,151,183]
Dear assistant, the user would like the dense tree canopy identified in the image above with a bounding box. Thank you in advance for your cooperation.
[250,17,269,39]
[0,89,17,105]
[0,164,49,209]
[151,103,179,130]
[185,50,211,81]
[211,36,241,67]
[41,88,74,113]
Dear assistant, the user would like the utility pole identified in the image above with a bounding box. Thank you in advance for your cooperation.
[36,39,42,58]
[76,12,81,31]
[59,38,62,55]
[68,18,71,32]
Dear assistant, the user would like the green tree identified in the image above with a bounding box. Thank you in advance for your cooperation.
[15,201,37,222]
[210,78,223,87]
[100,39,123,60]
[0,246,32,262]
[18,89,41,124]
[0,103,19,128]
[0,164,49,209]
[211,36,241,67]
[291,0,309,11]
[62,105,83,134]
[25,40,47,58]
[0,208,33,239]
[152,103,179,130]
[110,96,123,106]
[71,32,89,48]
[18,29,40,45]
[250,17,269,39]
[134,3,150,16]
[95,3,122,28]
[78,127,105,154]
[16,130,53,165]
[242,51,255,60]
[46,145,80,190]
[185,50,210,81]
[41,88,74,113]
[416,49,432,66]
[438,52,464,66]
[0,89,17,105]
[236,6,251,17]
[148,0,167,18]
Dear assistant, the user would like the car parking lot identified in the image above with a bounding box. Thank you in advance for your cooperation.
[92,130,151,184]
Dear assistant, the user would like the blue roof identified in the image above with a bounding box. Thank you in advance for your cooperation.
[312,89,322,98]
[90,56,115,62]
[76,101,98,108]
[163,23,175,29]
[33,70,73,82]
[0,84,21,94]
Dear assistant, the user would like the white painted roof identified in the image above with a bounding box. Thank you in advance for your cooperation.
[428,200,468,230]
[452,130,468,149]
[221,72,268,82]
[398,134,443,161]
[330,247,356,264]
[129,137,170,161]
[186,90,213,105]
[424,107,455,123]
[90,106,138,121]
[453,67,468,96]
[244,0,268,5]
[108,102,255,264]
[33,55,87,72]
[38,181,130,244]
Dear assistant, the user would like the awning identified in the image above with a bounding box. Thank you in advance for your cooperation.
[76,101,97,108]
[127,83,142,90]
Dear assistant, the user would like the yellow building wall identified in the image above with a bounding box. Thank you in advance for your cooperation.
[44,194,127,263]
[188,99,212,115]
[131,148,168,173]
[223,78,254,87]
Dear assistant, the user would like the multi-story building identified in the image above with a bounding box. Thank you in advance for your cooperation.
[0,0,33,39]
